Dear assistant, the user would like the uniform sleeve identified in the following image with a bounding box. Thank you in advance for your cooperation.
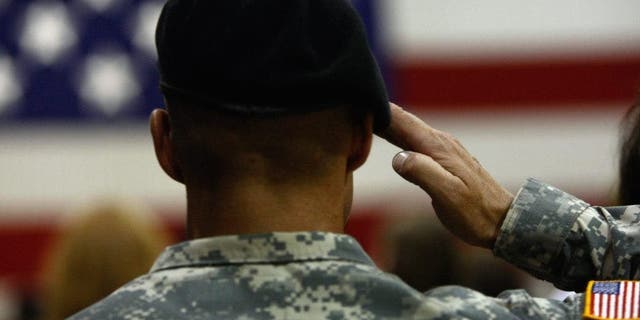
[493,178,640,291]
[421,285,584,320]
[415,179,634,319]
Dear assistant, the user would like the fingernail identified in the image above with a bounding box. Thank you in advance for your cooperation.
[392,151,410,172]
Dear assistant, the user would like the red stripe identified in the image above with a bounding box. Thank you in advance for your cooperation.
[601,293,606,318]
[0,207,391,289]
[0,215,186,288]
[0,224,56,287]
[621,282,625,318]
[392,55,640,110]
[613,292,618,319]
[591,289,595,315]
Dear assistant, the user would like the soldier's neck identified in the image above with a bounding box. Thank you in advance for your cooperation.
[184,179,350,239]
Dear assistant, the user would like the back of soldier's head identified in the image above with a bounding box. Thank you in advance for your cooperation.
[154,0,390,183]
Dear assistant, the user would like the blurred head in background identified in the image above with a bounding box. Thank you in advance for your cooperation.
[381,212,523,295]
[618,94,640,205]
[39,200,168,320]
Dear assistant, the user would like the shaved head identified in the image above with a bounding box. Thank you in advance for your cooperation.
[164,96,369,188]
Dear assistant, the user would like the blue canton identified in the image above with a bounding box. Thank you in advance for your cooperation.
[593,282,621,295]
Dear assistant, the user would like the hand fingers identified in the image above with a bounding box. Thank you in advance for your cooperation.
[380,103,438,151]
[383,103,481,179]
[382,103,461,159]
[386,104,514,249]
[392,151,462,196]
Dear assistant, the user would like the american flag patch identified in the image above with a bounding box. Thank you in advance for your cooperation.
[584,281,640,319]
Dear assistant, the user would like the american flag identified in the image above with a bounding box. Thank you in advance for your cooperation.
[1,0,640,297]
[1,0,640,205]
[585,281,640,319]
[0,0,379,122]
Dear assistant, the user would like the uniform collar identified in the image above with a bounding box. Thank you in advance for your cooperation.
[150,232,375,272]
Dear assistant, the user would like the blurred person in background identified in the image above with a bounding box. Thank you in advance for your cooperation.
[0,281,19,320]
[68,0,640,319]
[381,213,522,296]
[39,200,168,320]
[379,213,456,291]
[619,95,640,205]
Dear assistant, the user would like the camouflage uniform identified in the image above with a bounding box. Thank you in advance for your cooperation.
[69,179,640,319]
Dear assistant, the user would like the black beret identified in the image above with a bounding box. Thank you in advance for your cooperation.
[155,0,390,132]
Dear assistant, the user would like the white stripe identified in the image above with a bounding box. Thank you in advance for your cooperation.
[602,294,609,318]
[625,282,632,319]
[0,109,625,215]
[610,291,616,319]
[631,282,640,318]
[594,293,600,317]
[383,0,640,60]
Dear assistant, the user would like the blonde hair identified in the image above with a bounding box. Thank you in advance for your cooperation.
[40,200,169,319]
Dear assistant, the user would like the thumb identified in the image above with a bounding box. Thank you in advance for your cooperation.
[392,151,457,195]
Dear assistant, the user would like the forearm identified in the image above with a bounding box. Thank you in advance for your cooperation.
[494,179,640,291]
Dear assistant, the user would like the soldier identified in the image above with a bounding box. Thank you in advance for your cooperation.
[70,0,640,319]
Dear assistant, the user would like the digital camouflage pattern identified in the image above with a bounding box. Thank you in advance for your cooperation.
[69,179,640,319]
[494,179,640,290]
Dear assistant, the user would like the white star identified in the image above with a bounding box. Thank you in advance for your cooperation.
[0,53,22,116]
[131,0,164,58]
[18,1,77,66]
[77,0,122,13]
[77,51,141,117]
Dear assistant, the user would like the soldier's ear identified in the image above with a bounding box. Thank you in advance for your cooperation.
[346,112,373,172]
[150,109,184,183]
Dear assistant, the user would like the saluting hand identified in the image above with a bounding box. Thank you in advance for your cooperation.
[381,103,514,249]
